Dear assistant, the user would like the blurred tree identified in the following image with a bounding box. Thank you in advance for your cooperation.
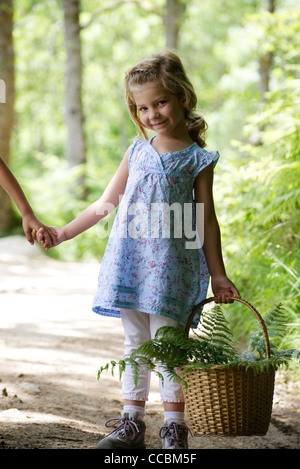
[216,4,300,329]
[249,0,276,146]
[59,0,182,196]
[4,0,297,351]
[0,0,15,231]
[259,0,275,100]
[80,0,185,49]
[163,0,185,49]
[62,0,87,195]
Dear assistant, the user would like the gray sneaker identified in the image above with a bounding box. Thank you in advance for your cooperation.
[159,421,192,449]
[97,411,146,449]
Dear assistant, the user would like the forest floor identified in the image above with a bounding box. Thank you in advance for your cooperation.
[0,236,299,452]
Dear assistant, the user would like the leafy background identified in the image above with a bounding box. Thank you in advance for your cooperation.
[2,0,299,359]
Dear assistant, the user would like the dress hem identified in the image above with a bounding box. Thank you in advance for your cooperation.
[92,301,203,329]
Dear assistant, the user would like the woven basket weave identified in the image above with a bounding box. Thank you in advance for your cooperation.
[181,297,275,437]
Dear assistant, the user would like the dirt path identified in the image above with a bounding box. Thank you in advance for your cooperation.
[0,236,299,450]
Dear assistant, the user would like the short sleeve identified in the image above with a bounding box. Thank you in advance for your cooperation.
[128,138,140,169]
[193,149,220,177]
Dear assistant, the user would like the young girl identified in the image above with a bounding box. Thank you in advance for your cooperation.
[38,51,240,449]
[0,156,57,247]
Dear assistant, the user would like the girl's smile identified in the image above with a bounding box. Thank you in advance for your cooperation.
[131,81,187,138]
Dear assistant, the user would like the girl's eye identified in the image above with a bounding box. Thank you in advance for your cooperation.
[158,100,167,106]
[139,107,147,112]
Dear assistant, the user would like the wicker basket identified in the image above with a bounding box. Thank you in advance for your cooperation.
[181,297,276,437]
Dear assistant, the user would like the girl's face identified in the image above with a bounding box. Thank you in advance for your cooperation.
[131,81,186,138]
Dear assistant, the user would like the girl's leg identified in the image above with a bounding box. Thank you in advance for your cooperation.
[121,311,186,414]
[97,309,150,449]
[148,314,185,412]
[120,308,152,411]
[148,314,190,449]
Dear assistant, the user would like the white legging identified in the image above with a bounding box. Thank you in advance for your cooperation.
[120,309,184,403]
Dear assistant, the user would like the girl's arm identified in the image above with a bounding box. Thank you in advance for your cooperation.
[0,157,57,246]
[39,146,131,247]
[194,163,240,303]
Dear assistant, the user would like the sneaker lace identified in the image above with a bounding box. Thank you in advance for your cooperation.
[159,421,193,446]
[105,413,140,440]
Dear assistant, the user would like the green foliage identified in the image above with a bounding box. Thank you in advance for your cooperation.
[6,0,300,352]
[212,4,300,338]
[243,304,298,364]
[97,304,300,388]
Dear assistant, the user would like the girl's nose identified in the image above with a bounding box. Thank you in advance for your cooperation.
[149,107,159,120]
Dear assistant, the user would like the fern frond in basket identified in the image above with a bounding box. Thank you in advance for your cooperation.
[97,306,239,386]
[194,305,238,359]
[97,302,300,388]
[241,303,299,365]
[97,355,163,386]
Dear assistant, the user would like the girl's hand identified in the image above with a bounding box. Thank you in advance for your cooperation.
[22,213,58,248]
[36,226,66,250]
[211,275,241,304]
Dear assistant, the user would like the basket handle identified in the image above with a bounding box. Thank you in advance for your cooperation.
[185,296,271,359]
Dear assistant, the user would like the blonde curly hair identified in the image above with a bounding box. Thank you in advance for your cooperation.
[125,51,207,148]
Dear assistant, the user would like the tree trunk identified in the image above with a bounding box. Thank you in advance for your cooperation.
[61,0,86,180]
[163,0,180,49]
[250,0,275,146]
[259,0,275,99]
[0,0,15,231]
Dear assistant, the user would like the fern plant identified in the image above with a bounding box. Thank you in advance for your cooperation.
[97,303,299,388]
[240,303,299,367]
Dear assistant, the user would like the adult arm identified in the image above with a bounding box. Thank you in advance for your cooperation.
[0,157,57,246]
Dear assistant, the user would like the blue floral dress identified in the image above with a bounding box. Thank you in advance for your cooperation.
[92,138,219,328]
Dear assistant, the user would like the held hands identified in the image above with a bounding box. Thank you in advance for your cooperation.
[22,212,58,249]
[35,226,67,250]
[211,275,241,304]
